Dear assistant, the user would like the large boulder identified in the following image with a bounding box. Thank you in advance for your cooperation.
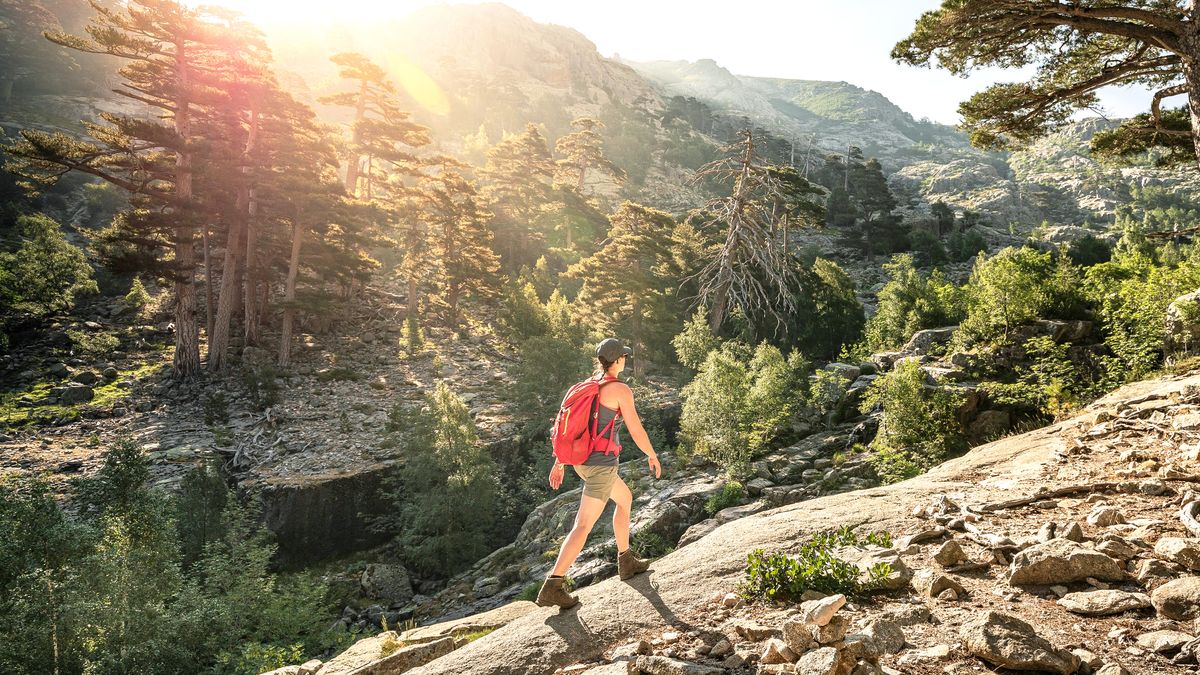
[961,611,1080,674]
[1057,590,1151,616]
[320,633,454,675]
[362,564,415,605]
[1152,576,1200,620]
[1008,539,1124,586]
[399,602,538,646]
[902,327,958,355]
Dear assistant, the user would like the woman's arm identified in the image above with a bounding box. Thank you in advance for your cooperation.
[617,385,662,478]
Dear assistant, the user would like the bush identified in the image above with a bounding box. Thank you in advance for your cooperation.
[124,277,150,312]
[241,365,281,411]
[404,314,425,353]
[508,290,592,436]
[861,360,966,484]
[673,308,719,371]
[864,254,965,352]
[0,214,97,323]
[631,530,673,559]
[739,528,894,602]
[680,343,810,478]
[67,329,120,357]
[704,480,744,516]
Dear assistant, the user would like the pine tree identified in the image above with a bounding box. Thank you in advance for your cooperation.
[420,157,501,326]
[553,117,626,247]
[568,202,678,375]
[480,123,555,269]
[5,0,236,377]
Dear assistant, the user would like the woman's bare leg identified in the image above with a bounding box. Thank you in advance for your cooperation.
[550,493,608,577]
[610,478,633,553]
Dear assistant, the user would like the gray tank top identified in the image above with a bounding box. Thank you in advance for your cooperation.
[583,402,622,466]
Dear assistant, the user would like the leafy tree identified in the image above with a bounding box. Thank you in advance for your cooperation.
[0,213,97,338]
[930,200,955,235]
[673,308,720,371]
[481,123,556,269]
[861,359,965,484]
[893,1,1200,169]
[380,383,499,578]
[865,254,966,352]
[958,246,1057,344]
[568,202,680,373]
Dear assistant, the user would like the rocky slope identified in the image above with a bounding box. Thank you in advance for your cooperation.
[276,368,1200,674]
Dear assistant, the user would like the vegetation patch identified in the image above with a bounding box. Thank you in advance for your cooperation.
[739,527,894,602]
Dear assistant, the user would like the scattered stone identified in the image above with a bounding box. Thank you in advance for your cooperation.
[860,619,905,655]
[798,593,846,626]
[1008,539,1124,585]
[72,370,98,385]
[1095,665,1132,675]
[878,604,932,626]
[795,646,850,675]
[912,570,966,599]
[726,618,779,641]
[48,362,68,377]
[1138,558,1179,583]
[933,540,969,567]
[611,640,652,660]
[1155,537,1200,571]
[1060,522,1085,542]
[759,638,795,664]
[360,563,414,605]
[1057,590,1151,616]
[720,593,739,608]
[102,366,119,380]
[1096,538,1137,561]
[841,633,881,662]
[58,383,94,404]
[1071,648,1102,670]
[1152,577,1200,620]
[782,620,817,654]
[706,639,732,658]
[809,614,850,645]
[1037,522,1057,543]
[960,611,1080,674]
[634,655,724,675]
[296,660,321,675]
[1135,630,1194,654]
[1087,505,1126,527]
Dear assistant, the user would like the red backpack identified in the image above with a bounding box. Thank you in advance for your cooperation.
[551,374,622,465]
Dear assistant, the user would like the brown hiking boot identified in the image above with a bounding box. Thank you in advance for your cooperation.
[618,549,650,580]
[535,576,578,609]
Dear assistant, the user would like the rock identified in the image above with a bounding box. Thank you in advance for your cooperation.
[399,602,537,645]
[726,618,779,641]
[933,540,969,567]
[473,576,501,596]
[1086,505,1126,527]
[837,547,912,591]
[1008,539,1124,585]
[634,655,724,675]
[58,383,94,404]
[361,563,414,605]
[1057,590,1151,616]
[706,639,732,658]
[760,638,795,664]
[809,614,850,645]
[1137,558,1178,583]
[48,362,68,377]
[260,667,300,675]
[912,570,966,598]
[840,633,881,662]
[1152,577,1200,620]
[611,640,652,660]
[960,611,1080,674]
[903,326,957,355]
[1135,629,1194,654]
[319,634,453,675]
[1155,537,1200,570]
[823,362,861,382]
[798,593,846,626]
[72,370,98,385]
[581,664,633,675]
[1096,538,1137,561]
[1071,648,1101,670]
[967,410,1012,440]
[795,646,851,675]
[782,619,817,654]
[1060,522,1084,542]
[860,619,905,655]
[1166,289,1200,354]
[878,604,932,626]
[102,366,119,380]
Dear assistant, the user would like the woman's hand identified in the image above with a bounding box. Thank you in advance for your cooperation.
[646,452,662,479]
[549,462,565,490]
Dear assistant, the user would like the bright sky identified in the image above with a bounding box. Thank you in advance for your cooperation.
[206,0,1161,126]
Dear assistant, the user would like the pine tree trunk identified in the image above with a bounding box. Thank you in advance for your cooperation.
[172,41,200,378]
[344,79,368,197]
[202,224,214,342]
[244,220,259,346]
[408,276,418,319]
[1184,7,1200,172]
[279,219,304,367]
[208,219,242,371]
[709,283,728,335]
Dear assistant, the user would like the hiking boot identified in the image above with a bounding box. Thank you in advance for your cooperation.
[535,576,578,609]
[618,549,650,580]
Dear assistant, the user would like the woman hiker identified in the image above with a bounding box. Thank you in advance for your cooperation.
[536,338,664,609]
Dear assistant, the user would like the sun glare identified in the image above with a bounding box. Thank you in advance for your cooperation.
[198,0,431,24]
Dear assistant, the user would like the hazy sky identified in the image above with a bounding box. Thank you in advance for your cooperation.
[217,0,1161,126]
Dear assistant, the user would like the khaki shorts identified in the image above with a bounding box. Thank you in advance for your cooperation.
[573,464,618,501]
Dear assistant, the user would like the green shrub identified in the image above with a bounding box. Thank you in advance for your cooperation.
[680,342,810,478]
[124,277,150,311]
[241,365,281,411]
[864,254,965,352]
[203,391,230,426]
[631,530,674,559]
[704,480,745,516]
[861,360,966,484]
[739,529,894,602]
[672,308,719,371]
[957,246,1085,346]
[404,314,425,353]
[507,290,591,436]
[0,214,97,322]
[517,581,542,602]
[315,367,362,383]
[67,329,119,357]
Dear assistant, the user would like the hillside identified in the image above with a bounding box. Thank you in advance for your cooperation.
[317,369,1200,675]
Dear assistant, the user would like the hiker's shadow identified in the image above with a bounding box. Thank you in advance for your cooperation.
[625,571,702,634]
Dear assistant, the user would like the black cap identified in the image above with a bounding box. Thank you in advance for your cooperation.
[596,338,633,362]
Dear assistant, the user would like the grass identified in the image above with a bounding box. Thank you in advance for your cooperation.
[0,356,168,432]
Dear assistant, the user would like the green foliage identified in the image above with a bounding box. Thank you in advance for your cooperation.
[315,366,362,383]
[1067,235,1112,267]
[861,360,966,484]
[124,277,151,311]
[174,463,229,569]
[864,254,965,353]
[203,391,230,427]
[374,383,499,579]
[404,314,425,354]
[632,531,674,559]
[508,290,592,436]
[0,214,97,326]
[808,370,852,429]
[67,329,119,357]
[945,228,988,262]
[908,228,947,267]
[704,481,745,516]
[673,308,720,371]
[958,246,1084,346]
[680,342,810,477]
[739,528,895,602]
[517,580,542,602]
[242,365,282,412]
